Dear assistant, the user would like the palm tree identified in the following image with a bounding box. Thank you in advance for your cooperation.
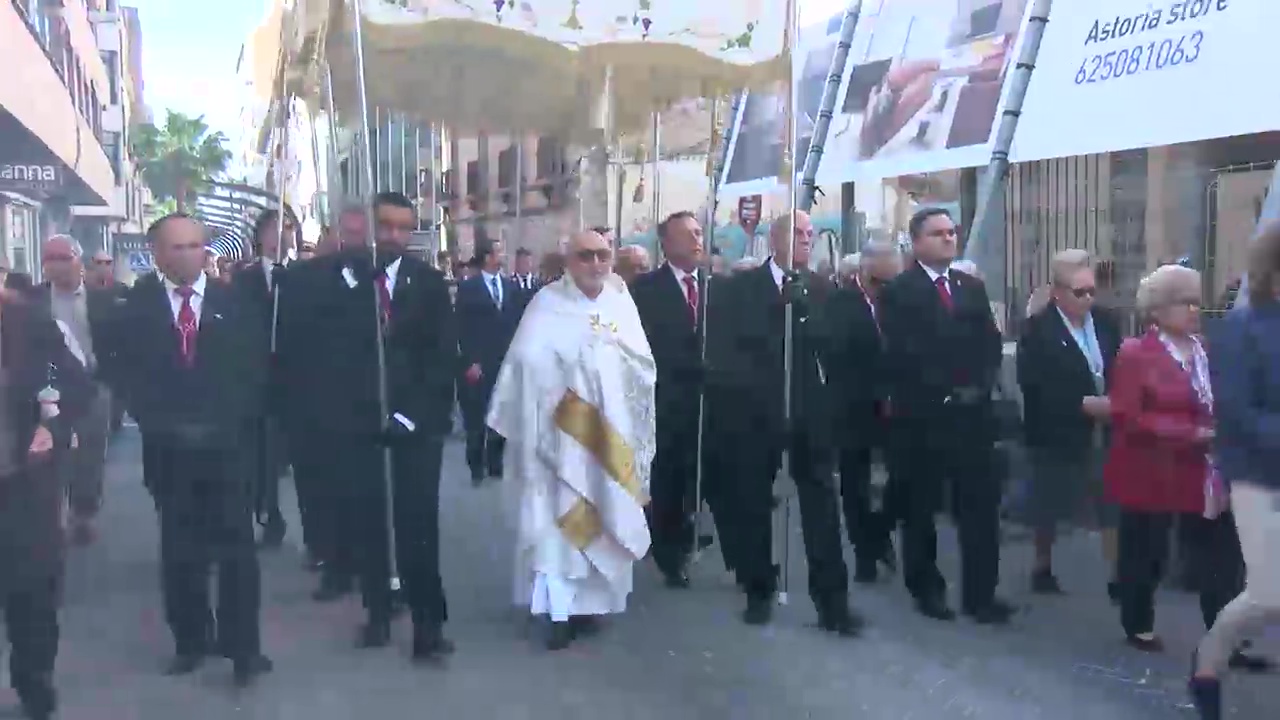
[131,110,232,213]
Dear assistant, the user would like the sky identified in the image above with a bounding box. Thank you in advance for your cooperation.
[127,0,265,156]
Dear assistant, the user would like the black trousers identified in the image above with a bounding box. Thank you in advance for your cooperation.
[350,436,448,627]
[152,439,261,660]
[650,417,699,575]
[459,379,503,474]
[729,426,848,607]
[248,418,287,528]
[839,418,893,568]
[893,407,1002,610]
[1116,509,1243,637]
[2,576,59,703]
[702,422,742,573]
[289,431,350,573]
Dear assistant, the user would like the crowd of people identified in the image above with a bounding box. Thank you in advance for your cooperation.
[0,192,1277,720]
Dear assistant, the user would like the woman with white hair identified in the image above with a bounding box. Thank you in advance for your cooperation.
[1103,265,1250,655]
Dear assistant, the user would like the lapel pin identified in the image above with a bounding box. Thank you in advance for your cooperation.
[214,313,224,320]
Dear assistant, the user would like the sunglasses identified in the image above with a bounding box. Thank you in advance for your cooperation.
[1070,286,1096,298]
[574,248,612,263]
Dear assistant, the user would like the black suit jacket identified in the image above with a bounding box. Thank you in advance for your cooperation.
[31,283,118,376]
[631,264,711,431]
[108,276,267,447]
[456,273,522,379]
[711,261,834,441]
[879,264,1003,418]
[277,252,456,439]
[825,280,889,433]
[0,297,93,596]
[1017,302,1121,453]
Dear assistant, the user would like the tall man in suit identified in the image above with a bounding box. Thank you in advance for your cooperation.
[511,247,540,300]
[711,210,860,635]
[826,241,901,583]
[107,214,272,685]
[631,211,708,588]
[231,207,298,549]
[879,207,1011,624]
[282,192,456,662]
[456,237,522,484]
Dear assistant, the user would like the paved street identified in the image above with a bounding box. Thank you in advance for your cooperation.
[5,428,1275,719]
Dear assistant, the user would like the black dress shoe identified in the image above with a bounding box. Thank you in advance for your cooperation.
[259,516,286,549]
[914,595,956,621]
[1189,650,1222,720]
[1107,580,1121,605]
[743,595,773,626]
[662,570,691,589]
[15,679,55,720]
[164,653,204,676]
[470,468,485,486]
[1031,569,1065,595]
[569,615,602,638]
[232,655,273,688]
[817,601,864,637]
[357,621,392,648]
[963,598,1015,625]
[1228,649,1274,673]
[487,464,503,479]
[853,559,878,585]
[1125,634,1165,653]
[546,621,574,651]
[411,624,455,663]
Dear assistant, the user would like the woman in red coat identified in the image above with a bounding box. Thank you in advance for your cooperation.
[1104,264,1244,653]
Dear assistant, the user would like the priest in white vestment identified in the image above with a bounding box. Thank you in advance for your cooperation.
[487,230,656,650]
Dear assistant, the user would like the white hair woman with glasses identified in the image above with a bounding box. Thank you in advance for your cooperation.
[1103,265,1252,656]
[1016,249,1122,595]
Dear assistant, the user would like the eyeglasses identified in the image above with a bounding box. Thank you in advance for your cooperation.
[1070,286,1096,298]
[574,248,612,263]
[92,258,113,266]
[42,254,75,263]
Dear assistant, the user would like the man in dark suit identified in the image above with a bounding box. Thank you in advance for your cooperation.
[711,210,860,635]
[826,240,901,583]
[231,207,298,550]
[279,192,456,662]
[106,213,272,685]
[0,285,94,720]
[879,207,1011,624]
[510,247,540,302]
[631,211,711,588]
[456,236,522,484]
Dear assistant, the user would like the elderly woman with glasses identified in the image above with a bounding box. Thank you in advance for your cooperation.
[1017,249,1121,595]
[1104,265,1249,655]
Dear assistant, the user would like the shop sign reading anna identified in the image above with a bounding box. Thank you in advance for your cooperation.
[1012,0,1280,162]
[0,163,62,193]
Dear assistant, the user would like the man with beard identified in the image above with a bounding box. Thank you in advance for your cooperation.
[277,192,456,662]
[710,211,860,635]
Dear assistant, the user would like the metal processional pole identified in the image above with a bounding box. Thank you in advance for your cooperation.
[775,0,800,607]
[650,111,662,261]
[798,2,861,213]
[961,0,1052,300]
[690,95,734,563]
[347,0,400,592]
[322,64,342,197]
[514,133,523,253]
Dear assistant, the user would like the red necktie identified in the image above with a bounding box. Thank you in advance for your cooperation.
[375,273,392,325]
[174,286,198,367]
[682,274,699,327]
[934,275,953,312]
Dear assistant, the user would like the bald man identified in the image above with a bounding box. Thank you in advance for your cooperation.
[38,236,118,544]
[709,210,861,635]
[614,245,651,284]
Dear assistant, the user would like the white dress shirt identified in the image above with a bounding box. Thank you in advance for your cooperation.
[918,260,952,293]
[669,263,699,303]
[382,257,402,298]
[481,269,503,306]
[162,272,207,324]
[767,257,786,291]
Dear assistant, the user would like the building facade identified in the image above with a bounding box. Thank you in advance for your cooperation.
[1,0,120,277]
[68,0,150,255]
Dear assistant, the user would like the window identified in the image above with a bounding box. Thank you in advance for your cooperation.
[465,160,482,211]
[103,51,120,105]
[497,144,517,208]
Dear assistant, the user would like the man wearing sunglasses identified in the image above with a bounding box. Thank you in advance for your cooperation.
[488,229,656,650]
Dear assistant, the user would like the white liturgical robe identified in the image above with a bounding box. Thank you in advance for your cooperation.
[486,273,656,621]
